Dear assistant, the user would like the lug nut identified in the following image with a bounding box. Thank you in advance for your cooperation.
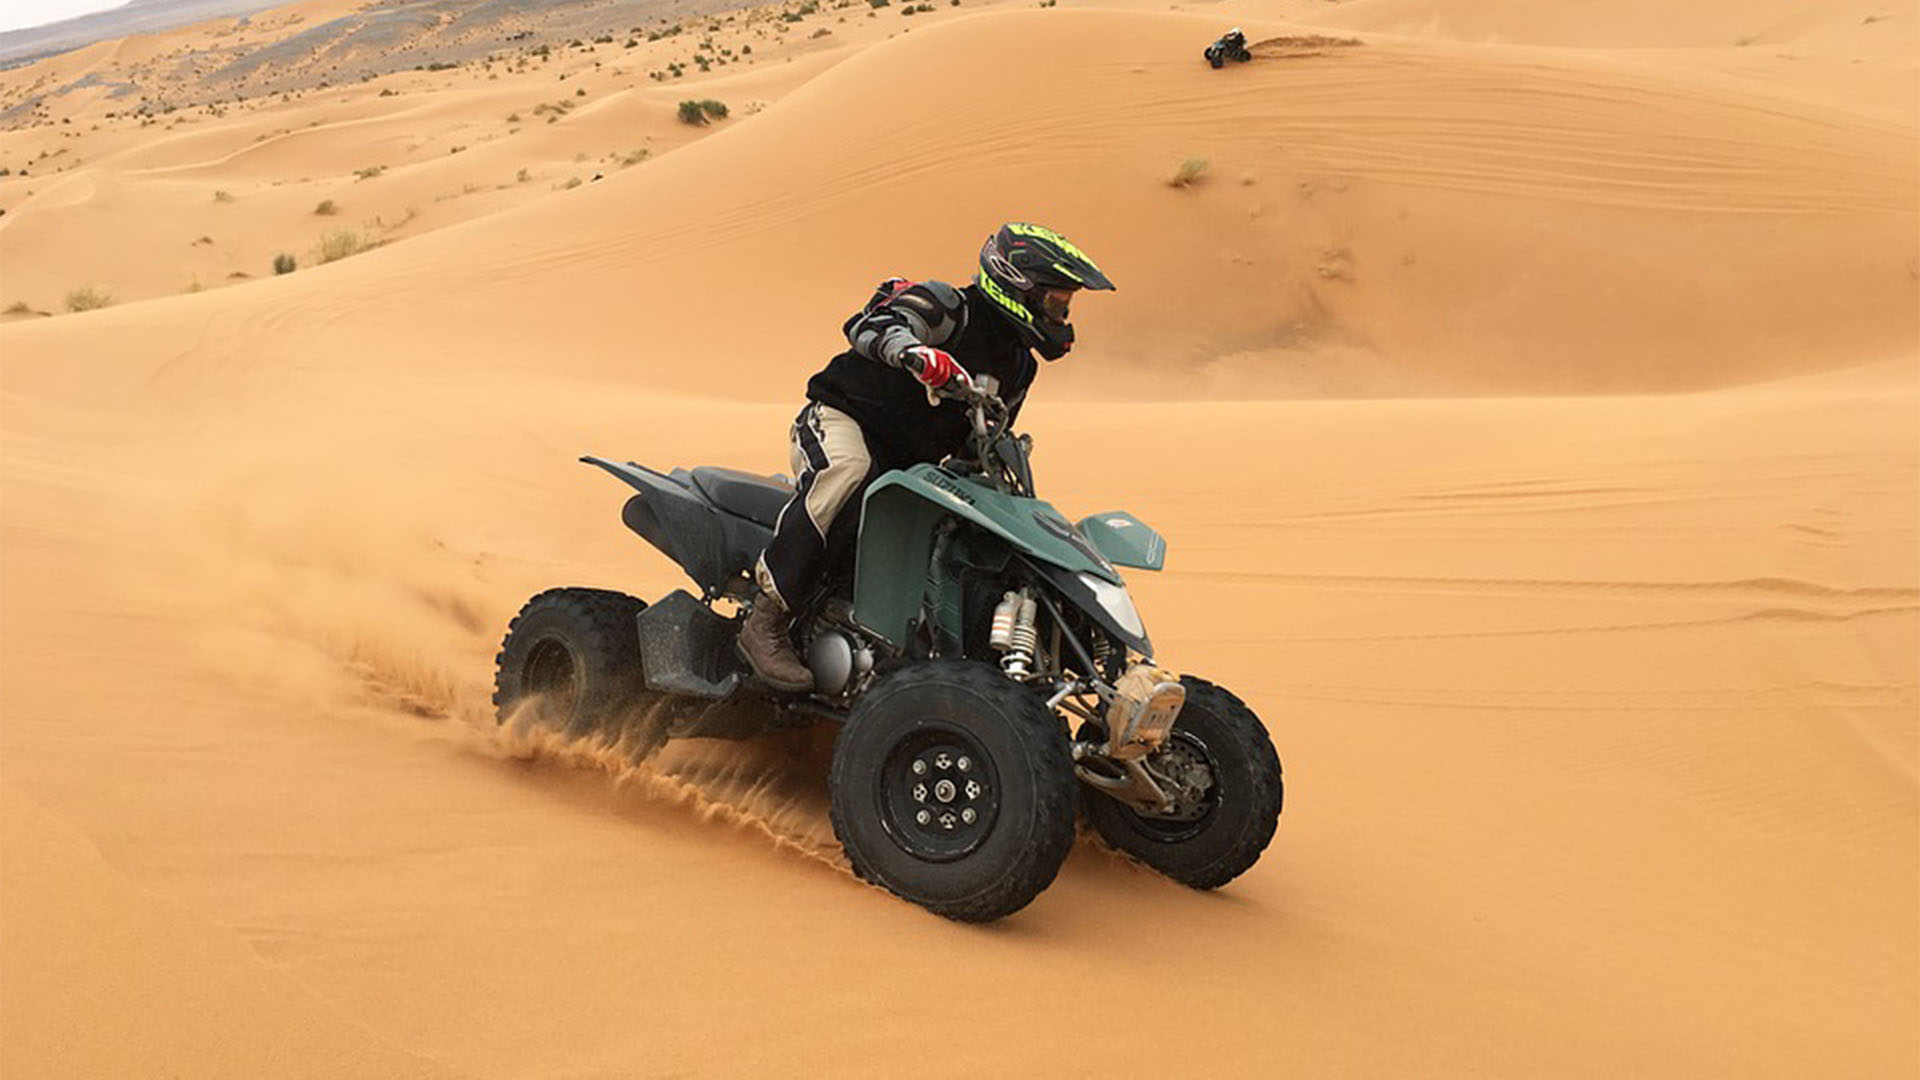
[912,759,928,776]
[916,809,931,825]
[961,808,976,825]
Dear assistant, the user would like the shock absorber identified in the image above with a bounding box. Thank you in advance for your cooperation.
[990,590,1040,678]
[1090,632,1114,680]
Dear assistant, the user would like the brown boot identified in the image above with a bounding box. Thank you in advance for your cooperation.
[737,593,813,692]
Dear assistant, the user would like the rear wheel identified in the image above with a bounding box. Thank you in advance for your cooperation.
[1084,677,1282,889]
[830,661,1076,922]
[493,588,646,738]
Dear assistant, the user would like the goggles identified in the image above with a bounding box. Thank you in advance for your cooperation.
[1032,286,1078,325]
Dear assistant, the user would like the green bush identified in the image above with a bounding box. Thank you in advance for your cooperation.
[677,99,729,124]
[273,253,297,275]
[65,286,114,312]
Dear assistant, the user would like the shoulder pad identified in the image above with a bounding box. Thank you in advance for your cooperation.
[870,279,963,319]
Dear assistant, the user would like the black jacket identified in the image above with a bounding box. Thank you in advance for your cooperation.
[806,281,1036,467]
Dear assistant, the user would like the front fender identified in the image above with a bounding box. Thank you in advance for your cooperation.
[852,465,1141,651]
[1076,511,1166,571]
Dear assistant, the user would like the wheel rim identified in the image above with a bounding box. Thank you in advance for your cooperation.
[1126,730,1221,842]
[878,727,1001,862]
[522,636,579,720]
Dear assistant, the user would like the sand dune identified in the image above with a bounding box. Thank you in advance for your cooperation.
[2,1,1915,1076]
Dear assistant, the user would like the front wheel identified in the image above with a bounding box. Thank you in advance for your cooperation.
[829,661,1077,922]
[1084,677,1282,889]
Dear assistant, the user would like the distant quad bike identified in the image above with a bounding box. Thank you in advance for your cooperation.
[1205,29,1252,68]
[494,378,1283,921]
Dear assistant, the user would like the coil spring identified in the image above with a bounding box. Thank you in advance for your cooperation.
[1001,595,1038,678]
[1091,633,1114,678]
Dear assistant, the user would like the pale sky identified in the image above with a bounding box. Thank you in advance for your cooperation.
[0,1,129,35]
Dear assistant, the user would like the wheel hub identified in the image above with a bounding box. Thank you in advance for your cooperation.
[522,637,579,718]
[1137,732,1220,829]
[883,735,998,861]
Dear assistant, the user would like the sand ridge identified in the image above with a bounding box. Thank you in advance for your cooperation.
[2,0,1916,1076]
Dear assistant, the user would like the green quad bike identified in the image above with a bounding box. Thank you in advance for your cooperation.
[493,379,1283,921]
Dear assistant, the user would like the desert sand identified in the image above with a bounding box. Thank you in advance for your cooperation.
[2,0,1916,1076]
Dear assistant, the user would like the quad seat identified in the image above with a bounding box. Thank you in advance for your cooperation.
[690,467,794,528]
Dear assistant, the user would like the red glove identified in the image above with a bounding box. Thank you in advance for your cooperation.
[904,345,969,392]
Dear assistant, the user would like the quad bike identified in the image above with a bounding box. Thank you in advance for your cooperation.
[1205,31,1252,69]
[493,378,1283,921]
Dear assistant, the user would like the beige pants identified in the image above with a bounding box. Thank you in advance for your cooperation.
[753,402,873,610]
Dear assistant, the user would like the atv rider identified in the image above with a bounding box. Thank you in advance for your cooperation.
[1206,27,1250,67]
[739,222,1116,691]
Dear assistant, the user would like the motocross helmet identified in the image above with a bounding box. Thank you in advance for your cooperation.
[976,222,1115,360]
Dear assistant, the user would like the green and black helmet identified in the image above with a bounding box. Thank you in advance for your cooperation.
[976,222,1115,360]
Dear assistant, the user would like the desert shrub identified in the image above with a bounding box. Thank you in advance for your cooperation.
[870,0,889,7]
[318,229,371,263]
[65,286,114,312]
[676,98,729,124]
[212,189,234,202]
[313,199,339,215]
[517,167,531,182]
[4,300,31,314]
[354,165,386,180]
[273,252,297,274]
[1167,156,1209,187]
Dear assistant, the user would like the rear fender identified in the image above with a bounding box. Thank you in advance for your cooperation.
[581,456,768,597]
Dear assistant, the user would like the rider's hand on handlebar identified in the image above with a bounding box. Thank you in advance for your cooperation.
[904,345,971,398]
